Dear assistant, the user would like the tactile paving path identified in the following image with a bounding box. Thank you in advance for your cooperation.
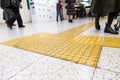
[2,22,120,67]
[103,37,120,48]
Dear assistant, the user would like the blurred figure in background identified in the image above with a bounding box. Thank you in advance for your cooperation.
[65,0,76,23]
[56,1,63,22]
[79,5,86,18]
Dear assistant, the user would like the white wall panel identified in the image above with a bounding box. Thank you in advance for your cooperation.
[29,0,58,23]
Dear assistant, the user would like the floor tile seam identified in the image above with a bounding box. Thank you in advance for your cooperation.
[102,45,120,48]
[93,46,103,68]
[96,67,120,74]
[76,61,96,68]
[92,67,120,80]
[91,68,97,80]
[8,57,41,80]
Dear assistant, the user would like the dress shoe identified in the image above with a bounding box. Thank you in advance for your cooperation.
[19,25,25,28]
[70,20,73,23]
[104,24,118,34]
[7,24,13,29]
[95,22,100,30]
[6,21,13,29]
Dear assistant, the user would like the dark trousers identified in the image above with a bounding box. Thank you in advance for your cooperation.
[12,7,23,27]
[4,7,23,27]
[56,11,62,21]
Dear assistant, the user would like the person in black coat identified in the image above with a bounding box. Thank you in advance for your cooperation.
[1,0,25,29]
[11,0,25,28]
[65,0,76,23]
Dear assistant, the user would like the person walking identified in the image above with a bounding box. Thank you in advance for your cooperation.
[0,0,15,29]
[11,0,25,28]
[65,0,76,23]
[91,0,120,34]
[0,0,25,29]
[56,1,63,22]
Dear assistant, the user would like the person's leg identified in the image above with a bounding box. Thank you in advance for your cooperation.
[14,8,24,27]
[17,13,24,27]
[61,11,64,20]
[68,15,73,23]
[95,13,101,30]
[70,15,73,23]
[56,11,59,22]
[60,11,63,21]
[104,12,118,34]
[68,15,70,22]
[12,7,24,27]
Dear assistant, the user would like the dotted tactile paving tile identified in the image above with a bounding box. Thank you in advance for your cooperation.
[103,37,120,48]
[2,22,104,67]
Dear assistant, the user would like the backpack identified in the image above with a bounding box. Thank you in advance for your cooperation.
[11,0,20,7]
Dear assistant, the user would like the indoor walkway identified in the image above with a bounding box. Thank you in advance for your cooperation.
[0,18,120,80]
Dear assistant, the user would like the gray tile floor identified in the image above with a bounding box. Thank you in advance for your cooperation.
[0,18,120,80]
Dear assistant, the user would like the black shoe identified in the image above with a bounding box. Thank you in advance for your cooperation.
[104,24,118,34]
[70,20,73,23]
[95,22,100,30]
[6,21,13,29]
[7,24,13,29]
[19,25,25,28]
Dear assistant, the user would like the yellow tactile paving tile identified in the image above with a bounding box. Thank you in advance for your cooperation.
[103,37,120,48]
[2,22,104,67]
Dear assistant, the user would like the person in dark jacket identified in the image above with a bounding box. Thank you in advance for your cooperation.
[91,0,120,34]
[11,0,25,28]
[65,0,76,23]
[1,0,25,29]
